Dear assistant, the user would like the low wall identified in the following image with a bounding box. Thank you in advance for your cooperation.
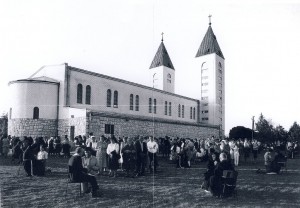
[8,119,57,137]
[89,115,219,139]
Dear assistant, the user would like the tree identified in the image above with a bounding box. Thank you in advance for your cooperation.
[255,113,274,143]
[229,126,253,139]
[273,125,288,142]
[288,122,300,142]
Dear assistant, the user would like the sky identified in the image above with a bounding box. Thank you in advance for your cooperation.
[0,0,300,135]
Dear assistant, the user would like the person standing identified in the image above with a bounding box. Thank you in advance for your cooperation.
[135,136,148,176]
[1,135,10,158]
[122,137,137,177]
[22,138,34,177]
[252,139,259,164]
[96,136,108,175]
[233,141,240,167]
[106,136,120,177]
[147,136,158,173]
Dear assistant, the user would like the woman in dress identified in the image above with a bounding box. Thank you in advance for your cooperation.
[96,136,108,175]
[106,136,120,177]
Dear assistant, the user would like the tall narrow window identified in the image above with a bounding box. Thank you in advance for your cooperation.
[178,104,181,117]
[130,94,133,110]
[164,101,167,115]
[135,95,139,111]
[86,85,91,105]
[169,102,172,116]
[149,98,152,113]
[77,84,83,104]
[190,107,192,119]
[113,90,118,108]
[33,107,39,119]
[107,89,111,107]
[9,108,12,119]
[154,99,157,114]
[182,105,185,118]
[167,73,172,83]
[193,107,196,120]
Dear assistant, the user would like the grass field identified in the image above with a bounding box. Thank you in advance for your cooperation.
[0,153,300,208]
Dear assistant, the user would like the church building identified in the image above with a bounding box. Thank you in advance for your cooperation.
[7,19,224,139]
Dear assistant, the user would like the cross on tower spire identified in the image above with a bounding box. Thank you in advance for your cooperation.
[208,14,212,26]
[161,32,164,42]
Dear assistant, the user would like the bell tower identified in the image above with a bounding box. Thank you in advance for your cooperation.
[149,33,175,93]
[195,16,225,134]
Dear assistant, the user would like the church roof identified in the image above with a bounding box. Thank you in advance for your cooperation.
[150,41,175,70]
[195,25,224,59]
[29,76,59,82]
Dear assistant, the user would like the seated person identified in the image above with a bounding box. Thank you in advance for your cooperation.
[270,150,286,174]
[209,153,235,197]
[68,147,101,198]
[35,145,49,176]
[202,152,219,191]
[264,148,272,173]
[82,147,100,175]
[82,147,100,193]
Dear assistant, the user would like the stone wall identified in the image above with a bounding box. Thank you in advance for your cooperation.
[58,117,87,138]
[89,115,219,139]
[8,118,57,137]
[8,114,219,139]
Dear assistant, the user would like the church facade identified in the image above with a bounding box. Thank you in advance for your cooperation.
[7,21,224,139]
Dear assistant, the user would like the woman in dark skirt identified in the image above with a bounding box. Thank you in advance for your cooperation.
[106,136,120,177]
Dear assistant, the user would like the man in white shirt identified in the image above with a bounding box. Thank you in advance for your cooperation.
[147,136,158,173]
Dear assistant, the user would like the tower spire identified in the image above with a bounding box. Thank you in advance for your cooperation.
[208,14,212,26]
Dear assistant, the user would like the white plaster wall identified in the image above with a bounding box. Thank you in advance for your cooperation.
[68,69,198,123]
[9,82,58,119]
[163,66,175,93]
[197,53,225,128]
[149,67,164,90]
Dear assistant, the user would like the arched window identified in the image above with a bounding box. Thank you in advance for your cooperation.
[190,107,192,119]
[86,85,91,105]
[193,107,196,120]
[164,101,168,115]
[135,95,139,111]
[201,62,208,71]
[33,107,39,119]
[169,102,172,116]
[154,99,157,114]
[129,94,134,110]
[106,89,111,107]
[219,62,222,74]
[178,104,181,117]
[77,84,83,104]
[113,90,118,108]
[149,98,152,113]
[182,105,185,118]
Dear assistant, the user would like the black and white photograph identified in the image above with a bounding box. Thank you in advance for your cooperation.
[0,0,300,207]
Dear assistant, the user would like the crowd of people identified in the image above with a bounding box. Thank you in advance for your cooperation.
[0,133,299,198]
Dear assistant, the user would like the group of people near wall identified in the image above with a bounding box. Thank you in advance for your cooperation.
[0,133,299,198]
[170,137,264,169]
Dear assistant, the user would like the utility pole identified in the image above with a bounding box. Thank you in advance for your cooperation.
[252,116,255,140]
